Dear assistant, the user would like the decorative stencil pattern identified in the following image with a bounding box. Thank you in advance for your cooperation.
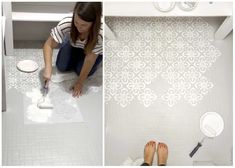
[5,49,103,95]
[105,17,221,107]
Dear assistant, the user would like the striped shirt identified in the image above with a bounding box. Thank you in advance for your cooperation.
[50,15,103,55]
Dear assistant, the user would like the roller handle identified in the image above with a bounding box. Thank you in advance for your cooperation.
[42,80,49,96]
[189,142,202,157]
[44,80,49,88]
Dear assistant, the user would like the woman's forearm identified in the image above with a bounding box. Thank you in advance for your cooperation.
[43,36,58,70]
[43,44,53,70]
[42,37,58,80]
[78,53,98,84]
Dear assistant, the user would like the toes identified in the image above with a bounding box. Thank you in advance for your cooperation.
[160,143,168,150]
[165,144,168,150]
[147,142,151,146]
[145,142,149,148]
[146,141,157,148]
[152,143,155,147]
[148,141,154,145]
[162,143,167,148]
[158,143,163,148]
[153,142,156,147]
[157,143,160,149]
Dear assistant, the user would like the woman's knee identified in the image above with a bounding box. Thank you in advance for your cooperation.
[56,62,68,72]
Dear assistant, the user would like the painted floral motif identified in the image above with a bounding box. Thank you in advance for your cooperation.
[105,17,221,107]
[5,49,102,95]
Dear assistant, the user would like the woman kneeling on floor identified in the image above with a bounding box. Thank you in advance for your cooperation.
[43,2,102,97]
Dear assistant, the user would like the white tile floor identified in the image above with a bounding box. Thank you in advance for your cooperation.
[105,17,233,166]
[3,48,103,165]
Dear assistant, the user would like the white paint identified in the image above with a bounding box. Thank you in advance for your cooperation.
[25,88,53,123]
[24,83,84,124]
[26,104,53,123]
[37,95,54,109]
[86,86,101,93]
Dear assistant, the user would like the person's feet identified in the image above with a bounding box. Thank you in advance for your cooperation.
[157,142,168,166]
[144,141,156,166]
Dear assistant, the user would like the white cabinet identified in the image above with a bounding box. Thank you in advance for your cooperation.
[104,2,233,40]
[12,2,74,41]
[3,2,75,53]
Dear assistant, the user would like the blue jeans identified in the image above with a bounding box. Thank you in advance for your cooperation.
[56,38,102,76]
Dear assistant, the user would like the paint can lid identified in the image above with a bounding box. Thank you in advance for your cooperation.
[17,60,39,73]
[200,112,224,137]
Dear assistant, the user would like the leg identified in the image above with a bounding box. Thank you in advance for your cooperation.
[157,143,168,166]
[56,38,74,72]
[141,141,156,166]
[75,54,103,76]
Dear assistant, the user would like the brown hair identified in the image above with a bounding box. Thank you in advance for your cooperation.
[70,2,102,54]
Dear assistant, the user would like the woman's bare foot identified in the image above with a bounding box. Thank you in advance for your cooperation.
[144,141,156,166]
[157,143,168,166]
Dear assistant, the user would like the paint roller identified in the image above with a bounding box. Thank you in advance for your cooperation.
[189,124,217,157]
[37,80,53,109]
[189,112,224,158]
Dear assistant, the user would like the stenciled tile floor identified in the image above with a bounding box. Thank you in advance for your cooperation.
[105,17,220,107]
[105,17,233,166]
[3,48,103,165]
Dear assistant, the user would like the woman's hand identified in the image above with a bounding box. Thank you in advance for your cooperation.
[71,80,83,98]
[43,67,52,81]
